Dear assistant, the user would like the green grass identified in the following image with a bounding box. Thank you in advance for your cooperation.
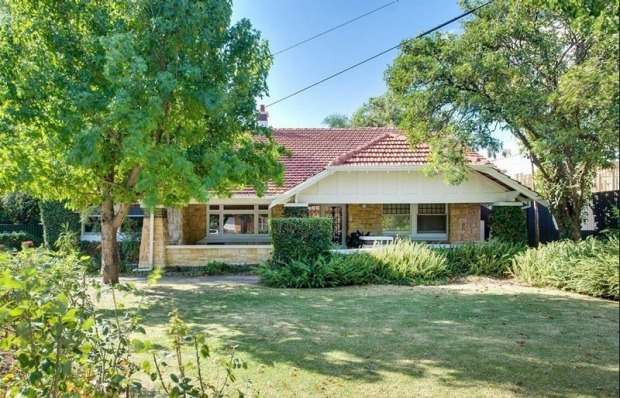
[98,278,619,397]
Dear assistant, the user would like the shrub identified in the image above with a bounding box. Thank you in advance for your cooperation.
[512,235,619,299]
[260,253,376,288]
[270,217,332,265]
[438,240,527,277]
[0,248,253,396]
[489,206,528,244]
[283,206,309,217]
[0,231,43,250]
[371,240,449,284]
[0,191,40,224]
[39,200,81,249]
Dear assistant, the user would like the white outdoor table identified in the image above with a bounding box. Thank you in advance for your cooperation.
[359,236,394,247]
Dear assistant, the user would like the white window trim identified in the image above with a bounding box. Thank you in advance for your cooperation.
[207,204,270,237]
[412,203,448,241]
[382,203,449,241]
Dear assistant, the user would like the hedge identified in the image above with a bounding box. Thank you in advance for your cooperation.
[269,217,332,265]
[283,206,309,218]
[489,206,528,244]
[39,201,81,249]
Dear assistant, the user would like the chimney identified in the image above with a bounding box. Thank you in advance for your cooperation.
[258,104,269,127]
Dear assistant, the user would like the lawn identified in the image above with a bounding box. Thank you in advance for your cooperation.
[98,277,619,398]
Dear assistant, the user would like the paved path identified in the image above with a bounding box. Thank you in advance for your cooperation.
[120,274,260,286]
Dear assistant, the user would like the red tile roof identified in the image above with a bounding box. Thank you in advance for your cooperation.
[236,128,490,196]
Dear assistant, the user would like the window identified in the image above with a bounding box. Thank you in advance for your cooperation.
[381,203,448,238]
[382,204,411,232]
[207,204,269,236]
[81,205,144,237]
[417,204,447,234]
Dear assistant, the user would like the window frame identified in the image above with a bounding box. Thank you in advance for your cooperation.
[207,204,270,237]
[381,203,449,241]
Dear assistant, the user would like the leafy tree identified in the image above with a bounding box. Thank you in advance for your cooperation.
[321,113,350,128]
[0,192,40,225]
[387,0,618,240]
[0,0,285,283]
[350,92,402,127]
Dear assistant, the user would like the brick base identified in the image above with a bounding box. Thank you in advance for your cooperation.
[448,204,481,243]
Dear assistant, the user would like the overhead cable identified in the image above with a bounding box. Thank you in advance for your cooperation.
[266,1,493,108]
[273,0,399,56]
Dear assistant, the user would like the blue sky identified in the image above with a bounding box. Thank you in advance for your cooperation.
[231,0,532,175]
[232,0,463,128]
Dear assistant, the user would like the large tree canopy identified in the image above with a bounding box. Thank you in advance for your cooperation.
[0,0,285,283]
[387,0,618,240]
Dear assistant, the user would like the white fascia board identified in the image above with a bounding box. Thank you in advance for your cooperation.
[327,165,426,172]
[470,165,549,206]
[188,196,275,205]
[269,169,333,209]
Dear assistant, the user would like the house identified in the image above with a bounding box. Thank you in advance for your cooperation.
[137,126,541,268]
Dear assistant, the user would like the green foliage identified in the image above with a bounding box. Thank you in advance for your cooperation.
[283,206,309,218]
[370,240,449,284]
[438,240,527,277]
[349,92,402,127]
[39,201,81,250]
[512,235,619,299]
[0,192,40,224]
[269,217,333,266]
[163,263,259,276]
[0,248,254,396]
[261,240,449,288]
[387,0,619,239]
[321,113,350,128]
[489,207,528,244]
[0,231,42,250]
[0,0,285,282]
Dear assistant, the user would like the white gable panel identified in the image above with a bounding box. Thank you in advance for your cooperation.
[297,170,510,204]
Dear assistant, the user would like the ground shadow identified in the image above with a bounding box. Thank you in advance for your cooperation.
[99,280,619,397]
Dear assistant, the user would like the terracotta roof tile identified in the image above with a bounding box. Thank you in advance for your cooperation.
[236,128,490,196]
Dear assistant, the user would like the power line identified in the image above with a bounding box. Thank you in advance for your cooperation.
[266,1,493,108]
[273,1,399,56]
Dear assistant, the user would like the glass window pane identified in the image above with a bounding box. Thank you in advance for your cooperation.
[417,215,447,233]
[383,204,411,215]
[209,214,220,235]
[383,215,411,232]
[418,204,445,215]
[223,214,255,234]
[257,214,269,234]
[209,205,220,210]
[258,205,268,210]
[122,216,143,234]
[84,216,101,233]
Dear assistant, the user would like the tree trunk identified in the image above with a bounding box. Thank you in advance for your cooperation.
[100,199,121,285]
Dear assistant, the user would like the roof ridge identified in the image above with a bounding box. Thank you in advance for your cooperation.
[329,132,394,166]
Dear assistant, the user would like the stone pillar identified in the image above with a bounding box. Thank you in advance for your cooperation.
[347,204,383,234]
[167,208,184,245]
[138,208,169,268]
[182,205,206,244]
[448,204,481,244]
[271,205,284,218]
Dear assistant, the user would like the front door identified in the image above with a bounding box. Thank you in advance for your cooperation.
[323,205,344,245]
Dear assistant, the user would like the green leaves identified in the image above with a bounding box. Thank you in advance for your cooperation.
[387,0,619,238]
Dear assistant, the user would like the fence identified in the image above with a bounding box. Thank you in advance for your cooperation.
[481,190,619,245]
[0,224,44,238]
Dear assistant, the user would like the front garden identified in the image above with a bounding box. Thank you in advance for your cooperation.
[0,222,618,396]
